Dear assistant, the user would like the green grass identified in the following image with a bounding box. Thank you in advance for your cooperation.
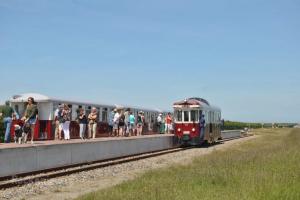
[78,128,300,200]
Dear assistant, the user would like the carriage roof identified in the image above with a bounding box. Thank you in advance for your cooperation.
[173,97,221,112]
[10,93,167,113]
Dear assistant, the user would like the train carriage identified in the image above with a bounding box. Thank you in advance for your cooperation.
[9,93,167,140]
[173,97,222,146]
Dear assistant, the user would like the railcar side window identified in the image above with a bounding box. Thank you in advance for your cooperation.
[102,108,108,122]
[176,110,182,122]
[184,111,189,122]
[191,110,199,122]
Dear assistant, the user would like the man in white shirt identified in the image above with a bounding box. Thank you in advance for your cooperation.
[113,109,120,136]
[157,113,162,134]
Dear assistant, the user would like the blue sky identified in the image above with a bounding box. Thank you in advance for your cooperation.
[0,0,299,123]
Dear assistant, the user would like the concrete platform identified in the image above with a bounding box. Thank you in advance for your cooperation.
[0,134,176,178]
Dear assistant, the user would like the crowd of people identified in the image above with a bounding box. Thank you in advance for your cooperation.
[0,97,174,144]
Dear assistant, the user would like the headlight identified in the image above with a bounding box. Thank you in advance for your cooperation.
[177,128,181,132]
[192,128,195,132]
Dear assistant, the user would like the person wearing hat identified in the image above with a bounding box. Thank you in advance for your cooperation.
[0,101,14,143]
[157,113,162,134]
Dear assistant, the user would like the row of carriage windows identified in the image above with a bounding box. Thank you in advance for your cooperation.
[175,110,221,124]
[52,103,158,124]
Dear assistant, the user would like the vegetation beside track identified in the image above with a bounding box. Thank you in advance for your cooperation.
[223,120,296,130]
[78,128,300,200]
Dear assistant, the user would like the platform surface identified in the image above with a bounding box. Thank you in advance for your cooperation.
[0,134,175,178]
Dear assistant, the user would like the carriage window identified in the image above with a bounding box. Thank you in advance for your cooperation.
[86,106,91,116]
[175,110,182,122]
[184,111,189,122]
[14,105,19,115]
[102,108,108,122]
[191,110,199,122]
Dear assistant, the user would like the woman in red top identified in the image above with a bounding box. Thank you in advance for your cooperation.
[165,113,172,134]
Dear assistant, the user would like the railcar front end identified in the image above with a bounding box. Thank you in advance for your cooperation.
[173,98,222,146]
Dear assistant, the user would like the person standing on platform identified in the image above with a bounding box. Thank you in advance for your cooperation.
[113,109,120,137]
[61,104,71,140]
[22,97,38,144]
[136,111,144,136]
[129,111,135,136]
[118,111,125,137]
[124,108,130,137]
[54,104,63,140]
[157,113,162,134]
[165,113,172,134]
[0,101,14,143]
[77,108,88,140]
[88,107,98,139]
[108,109,115,137]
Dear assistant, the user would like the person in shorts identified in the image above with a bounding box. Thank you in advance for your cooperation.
[21,97,38,144]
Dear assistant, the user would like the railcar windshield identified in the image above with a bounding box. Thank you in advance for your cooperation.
[175,109,200,123]
[175,110,183,122]
[191,110,199,122]
[184,111,189,122]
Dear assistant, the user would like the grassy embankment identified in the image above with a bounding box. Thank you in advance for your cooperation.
[72,129,300,199]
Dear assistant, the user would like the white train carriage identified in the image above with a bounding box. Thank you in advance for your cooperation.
[9,93,166,140]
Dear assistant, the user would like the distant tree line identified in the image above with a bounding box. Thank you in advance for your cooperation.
[223,121,262,130]
[223,120,297,130]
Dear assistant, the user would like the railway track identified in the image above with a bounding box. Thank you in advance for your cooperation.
[0,135,247,190]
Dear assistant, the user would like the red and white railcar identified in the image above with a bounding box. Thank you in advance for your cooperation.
[173,97,222,145]
[9,93,167,140]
